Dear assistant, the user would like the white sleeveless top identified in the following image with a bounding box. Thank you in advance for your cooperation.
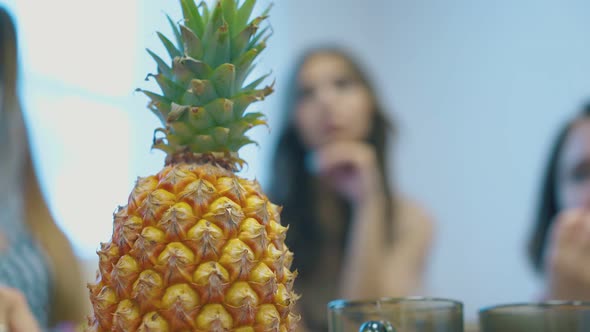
[0,108,52,328]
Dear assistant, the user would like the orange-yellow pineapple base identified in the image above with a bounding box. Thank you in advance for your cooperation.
[86,163,299,331]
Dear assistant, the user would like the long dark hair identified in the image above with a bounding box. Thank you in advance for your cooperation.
[268,48,395,278]
[0,6,19,119]
[529,103,590,272]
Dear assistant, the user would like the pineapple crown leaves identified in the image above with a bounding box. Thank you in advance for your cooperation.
[138,0,274,164]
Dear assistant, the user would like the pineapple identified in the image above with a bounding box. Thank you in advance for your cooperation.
[86,1,300,331]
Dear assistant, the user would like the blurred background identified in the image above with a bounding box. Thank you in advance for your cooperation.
[2,0,590,321]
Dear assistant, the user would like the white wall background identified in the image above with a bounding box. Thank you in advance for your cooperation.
[3,0,590,321]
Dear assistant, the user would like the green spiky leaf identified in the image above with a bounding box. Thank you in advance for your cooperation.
[261,3,273,18]
[242,111,267,124]
[235,43,265,85]
[209,127,231,146]
[180,25,203,59]
[221,0,238,35]
[240,64,257,87]
[244,71,271,91]
[231,16,265,59]
[229,113,266,139]
[180,90,202,106]
[181,0,204,37]
[191,79,218,104]
[150,73,186,100]
[232,85,273,118]
[152,143,174,154]
[139,90,172,123]
[167,103,189,123]
[199,1,211,25]
[139,90,171,105]
[205,99,234,125]
[188,106,216,130]
[169,120,194,138]
[228,137,256,151]
[180,58,212,79]
[147,49,172,77]
[149,101,172,123]
[147,106,165,124]
[157,32,182,60]
[204,22,230,67]
[210,64,236,98]
[189,134,216,152]
[167,14,184,53]
[167,132,187,146]
[247,25,271,50]
[172,58,191,84]
[236,0,256,32]
[202,2,224,49]
[152,129,175,153]
[232,95,258,119]
[228,121,255,140]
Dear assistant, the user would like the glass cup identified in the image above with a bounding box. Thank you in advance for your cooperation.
[479,301,590,332]
[328,297,464,332]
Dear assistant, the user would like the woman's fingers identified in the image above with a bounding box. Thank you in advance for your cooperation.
[547,210,590,299]
[315,141,375,174]
[9,305,41,332]
[0,287,41,332]
[0,289,7,330]
[0,288,20,327]
[311,141,385,203]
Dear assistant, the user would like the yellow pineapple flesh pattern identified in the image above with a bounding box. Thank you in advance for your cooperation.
[87,163,299,331]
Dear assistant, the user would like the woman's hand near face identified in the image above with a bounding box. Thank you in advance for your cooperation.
[0,287,41,332]
[545,209,590,300]
[313,141,385,205]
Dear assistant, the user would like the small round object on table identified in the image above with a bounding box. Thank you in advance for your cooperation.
[359,320,397,332]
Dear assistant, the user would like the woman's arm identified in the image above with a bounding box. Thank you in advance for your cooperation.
[379,200,433,296]
[339,197,433,300]
[543,209,590,300]
[338,193,388,299]
[312,141,434,300]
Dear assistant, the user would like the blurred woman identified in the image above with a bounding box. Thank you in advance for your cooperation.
[0,7,86,331]
[529,102,590,300]
[269,48,434,331]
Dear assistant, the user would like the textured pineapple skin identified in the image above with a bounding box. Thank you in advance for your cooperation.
[86,163,299,331]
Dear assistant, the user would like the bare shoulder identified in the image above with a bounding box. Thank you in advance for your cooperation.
[393,196,435,241]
